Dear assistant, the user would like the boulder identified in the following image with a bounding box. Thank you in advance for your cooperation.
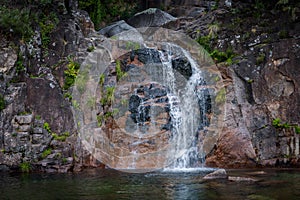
[127,8,177,28]
[203,169,228,180]
[99,20,135,37]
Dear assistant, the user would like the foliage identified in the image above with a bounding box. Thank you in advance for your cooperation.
[99,73,105,86]
[41,148,52,158]
[116,60,127,81]
[100,86,116,106]
[52,132,70,142]
[43,122,51,133]
[39,12,59,49]
[0,6,34,40]
[197,35,236,65]
[210,48,236,65]
[20,162,31,173]
[196,35,212,52]
[78,0,138,29]
[0,94,5,111]
[272,118,300,134]
[64,56,80,90]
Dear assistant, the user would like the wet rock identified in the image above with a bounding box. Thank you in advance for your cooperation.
[203,169,228,179]
[172,56,193,79]
[127,8,177,28]
[133,48,161,64]
[228,176,258,182]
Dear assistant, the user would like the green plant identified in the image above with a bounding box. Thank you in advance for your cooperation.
[208,23,220,38]
[210,48,236,65]
[97,115,104,127]
[63,92,73,101]
[99,73,105,86]
[41,148,52,158]
[52,132,70,142]
[20,162,30,173]
[64,56,80,90]
[87,46,95,52]
[35,115,41,120]
[39,12,59,49]
[196,35,212,52]
[272,118,300,134]
[0,94,5,111]
[100,86,116,106]
[43,122,51,133]
[116,60,127,81]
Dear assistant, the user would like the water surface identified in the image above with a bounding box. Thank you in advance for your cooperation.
[1,168,300,200]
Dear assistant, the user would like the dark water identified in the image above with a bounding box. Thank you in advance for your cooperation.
[1,168,300,200]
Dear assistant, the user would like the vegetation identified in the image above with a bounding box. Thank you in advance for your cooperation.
[197,35,236,65]
[116,60,127,81]
[272,118,300,134]
[39,12,59,49]
[41,148,52,159]
[43,122,51,133]
[0,6,33,40]
[78,0,138,29]
[52,132,70,142]
[100,86,115,106]
[19,162,31,173]
[64,56,80,90]
[0,94,5,111]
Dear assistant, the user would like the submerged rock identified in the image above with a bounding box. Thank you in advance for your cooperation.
[203,169,228,179]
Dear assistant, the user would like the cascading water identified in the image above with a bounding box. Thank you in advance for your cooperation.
[156,44,209,171]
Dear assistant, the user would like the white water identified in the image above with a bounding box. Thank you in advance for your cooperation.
[157,44,209,171]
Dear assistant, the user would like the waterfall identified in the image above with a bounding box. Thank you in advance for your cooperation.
[156,45,209,171]
[74,27,223,173]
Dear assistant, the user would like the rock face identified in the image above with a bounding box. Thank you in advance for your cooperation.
[0,0,300,172]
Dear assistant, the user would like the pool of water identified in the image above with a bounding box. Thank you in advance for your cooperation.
[1,168,300,200]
